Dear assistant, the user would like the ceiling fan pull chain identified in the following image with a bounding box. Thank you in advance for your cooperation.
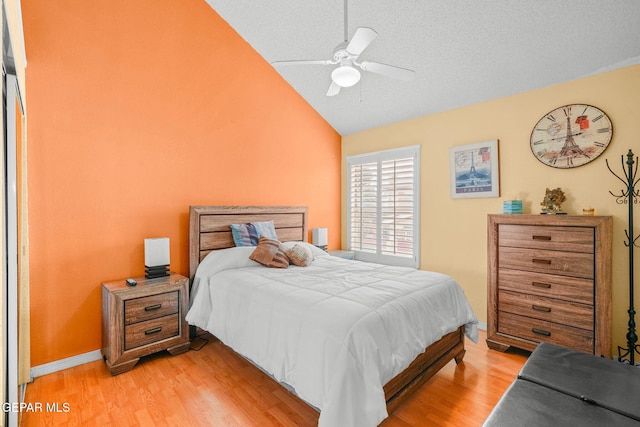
[344,0,348,42]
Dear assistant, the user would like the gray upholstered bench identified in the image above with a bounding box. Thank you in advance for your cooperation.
[483,342,640,426]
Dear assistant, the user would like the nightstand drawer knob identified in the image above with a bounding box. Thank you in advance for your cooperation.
[532,328,551,337]
[532,305,551,313]
[145,327,163,335]
[532,258,552,265]
[532,235,552,241]
[144,304,162,311]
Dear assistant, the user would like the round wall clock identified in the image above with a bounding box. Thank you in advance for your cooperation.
[530,104,613,168]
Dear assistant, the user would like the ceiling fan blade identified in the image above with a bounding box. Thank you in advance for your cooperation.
[326,81,341,96]
[346,27,377,56]
[359,61,415,81]
[271,59,333,67]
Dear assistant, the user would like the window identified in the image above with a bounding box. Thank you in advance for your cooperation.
[347,145,420,268]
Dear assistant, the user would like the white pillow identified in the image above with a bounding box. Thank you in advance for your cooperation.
[282,241,328,257]
[285,244,314,267]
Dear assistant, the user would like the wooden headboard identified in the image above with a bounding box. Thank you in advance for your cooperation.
[188,206,308,282]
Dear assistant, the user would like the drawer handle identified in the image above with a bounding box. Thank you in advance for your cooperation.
[532,305,551,313]
[532,282,551,289]
[532,235,552,241]
[145,327,162,335]
[532,328,551,337]
[145,304,162,311]
[532,258,551,265]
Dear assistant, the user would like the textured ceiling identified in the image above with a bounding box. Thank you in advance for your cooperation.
[205,1,640,135]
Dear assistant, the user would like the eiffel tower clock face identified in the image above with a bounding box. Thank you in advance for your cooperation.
[530,104,613,168]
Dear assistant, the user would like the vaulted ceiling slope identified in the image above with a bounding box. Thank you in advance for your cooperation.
[206,1,640,135]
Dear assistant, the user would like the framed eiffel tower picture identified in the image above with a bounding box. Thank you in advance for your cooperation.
[530,104,613,168]
[450,139,500,199]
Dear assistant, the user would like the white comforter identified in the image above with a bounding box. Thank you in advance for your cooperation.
[186,243,478,427]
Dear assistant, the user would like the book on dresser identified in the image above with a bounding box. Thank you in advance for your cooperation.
[486,214,612,358]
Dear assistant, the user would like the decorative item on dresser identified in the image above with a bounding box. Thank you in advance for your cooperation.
[540,187,567,214]
[487,214,612,357]
[101,273,190,375]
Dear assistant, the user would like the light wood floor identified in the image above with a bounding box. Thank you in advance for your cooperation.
[22,330,529,426]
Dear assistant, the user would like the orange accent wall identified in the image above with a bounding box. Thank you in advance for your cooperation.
[23,0,341,366]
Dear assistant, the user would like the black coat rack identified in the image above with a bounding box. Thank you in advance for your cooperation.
[606,149,640,365]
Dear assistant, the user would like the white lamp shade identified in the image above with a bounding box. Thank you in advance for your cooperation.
[312,228,328,247]
[331,65,361,87]
[144,237,170,267]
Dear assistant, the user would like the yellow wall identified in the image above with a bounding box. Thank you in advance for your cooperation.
[343,65,640,354]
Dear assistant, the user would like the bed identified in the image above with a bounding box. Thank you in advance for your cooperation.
[186,205,478,426]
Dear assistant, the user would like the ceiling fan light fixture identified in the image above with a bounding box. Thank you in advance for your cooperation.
[331,65,361,87]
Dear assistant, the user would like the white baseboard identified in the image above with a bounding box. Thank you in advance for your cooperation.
[477,321,487,331]
[30,350,103,379]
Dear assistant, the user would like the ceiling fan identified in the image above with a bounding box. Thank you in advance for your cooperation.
[271,1,415,97]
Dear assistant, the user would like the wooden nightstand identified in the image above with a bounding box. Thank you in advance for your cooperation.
[101,273,190,375]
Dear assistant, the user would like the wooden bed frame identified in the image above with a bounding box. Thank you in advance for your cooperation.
[188,205,466,414]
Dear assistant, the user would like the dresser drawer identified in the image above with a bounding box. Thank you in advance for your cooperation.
[499,225,594,253]
[498,269,593,304]
[125,291,179,325]
[124,313,180,350]
[499,246,594,279]
[499,290,593,330]
[498,312,593,353]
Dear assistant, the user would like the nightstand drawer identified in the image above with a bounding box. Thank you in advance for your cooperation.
[124,291,179,325]
[499,246,594,278]
[499,290,593,330]
[498,225,594,253]
[124,314,180,350]
[498,311,593,353]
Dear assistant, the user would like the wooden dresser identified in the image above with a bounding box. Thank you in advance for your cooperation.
[102,273,190,375]
[487,214,612,357]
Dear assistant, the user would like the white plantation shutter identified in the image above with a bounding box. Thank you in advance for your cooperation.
[349,162,378,253]
[347,145,420,268]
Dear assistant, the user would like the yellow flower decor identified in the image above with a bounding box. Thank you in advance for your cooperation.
[540,188,566,214]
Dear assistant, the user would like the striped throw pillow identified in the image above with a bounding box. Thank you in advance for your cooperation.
[231,221,278,246]
[249,237,289,268]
